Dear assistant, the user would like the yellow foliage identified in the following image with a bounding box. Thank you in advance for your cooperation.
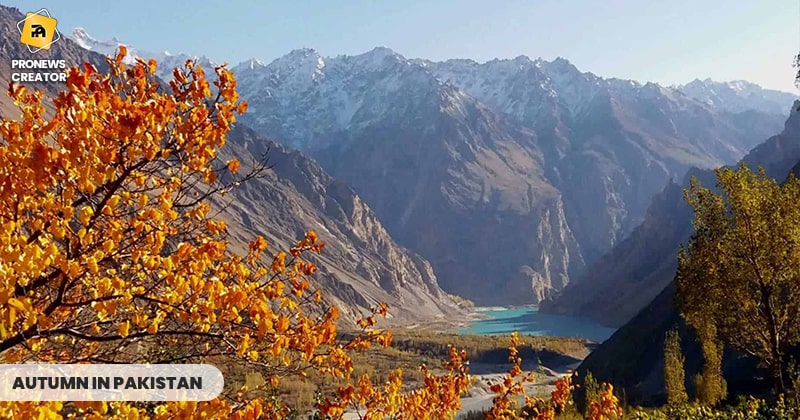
[0,48,487,419]
[0,46,623,420]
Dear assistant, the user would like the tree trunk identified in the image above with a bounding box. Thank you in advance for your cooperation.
[763,285,785,395]
[772,359,785,396]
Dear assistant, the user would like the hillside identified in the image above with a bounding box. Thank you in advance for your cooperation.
[571,105,800,405]
[542,101,800,327]
[219,125,465,322]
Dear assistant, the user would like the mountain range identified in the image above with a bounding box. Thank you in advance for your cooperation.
[4,4,800,406]
[224,47,791,304]
[48,24,800,306]
[3,8,799,316]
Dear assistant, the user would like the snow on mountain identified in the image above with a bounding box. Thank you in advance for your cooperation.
[68,27,795,125]
[70,27,135,63]
[233,47,447,151]
[68,28,218,79]
[677,78,798,116]
[60,30,794,306]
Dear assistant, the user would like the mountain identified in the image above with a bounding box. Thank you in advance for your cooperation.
[69,27,131,60]
[68,27,217,80]
[229,48,785,304]
[542,101,800,327]
[219,125,465,322]
[575,106,800,403]
[234,48,585,304]
[0,6,462,323]
[678,78,798,116]
[418,57,787,264]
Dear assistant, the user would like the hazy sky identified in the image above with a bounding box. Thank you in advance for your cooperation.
[6,1,799,92]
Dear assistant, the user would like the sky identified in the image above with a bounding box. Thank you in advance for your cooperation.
[5,0,800,92]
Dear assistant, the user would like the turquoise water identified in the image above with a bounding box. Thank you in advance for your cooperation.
[458,307,616,342]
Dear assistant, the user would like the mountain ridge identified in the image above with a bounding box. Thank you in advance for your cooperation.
[64,26,794,307]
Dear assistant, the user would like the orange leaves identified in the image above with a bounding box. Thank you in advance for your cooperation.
[377,302,389,317]
[0,39,518,420]
[271,251,287,274]
[248,236,268,254]
[587,384,623,420]
[115,45,128,65]
[226,158,241,174]
[321,349,472,420]
[78,206,94,225]
[550,372,575,413]
[147,59,158,75]
[290,230,325,257]
[376,330,393,347]
[205,220,227,235]
[272,315,289,334]
[118,321,130,338]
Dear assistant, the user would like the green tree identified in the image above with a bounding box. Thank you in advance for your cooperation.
[583,371,601,416]
[664,329,688,405]
[692,322,726,406]
[676,163,800,396]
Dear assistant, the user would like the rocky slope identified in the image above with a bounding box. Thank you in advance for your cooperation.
[543,101,800,327]
[220,126,464,321]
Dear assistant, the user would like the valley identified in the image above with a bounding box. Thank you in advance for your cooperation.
[2,2,800,417]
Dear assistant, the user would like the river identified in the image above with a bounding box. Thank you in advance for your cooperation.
[457,306,616,342]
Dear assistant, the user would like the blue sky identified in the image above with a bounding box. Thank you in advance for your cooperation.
[5,0,799,92]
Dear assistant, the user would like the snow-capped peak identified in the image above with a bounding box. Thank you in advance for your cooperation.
[678,78,798,115]
[237,58,266,70]
[364,46,398,59]
[68,27,218,78]
[261,48,325,81]
[71,27,96,48]
[69,27,129,59]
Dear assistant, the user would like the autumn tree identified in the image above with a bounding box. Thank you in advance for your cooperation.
[663,329,688,405]
[676,163,800,396]
[0,49,481,419]
[692,323,727,406]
